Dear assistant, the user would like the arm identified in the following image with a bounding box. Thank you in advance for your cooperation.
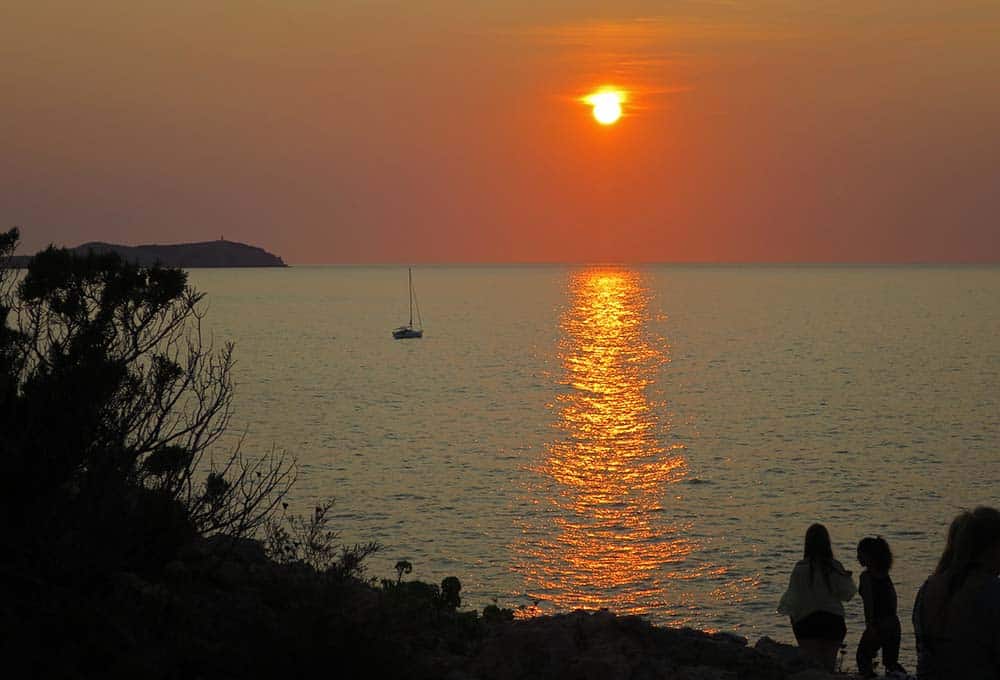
[777,566,799,617]
[859,572,874,627]
[832,561,857,602]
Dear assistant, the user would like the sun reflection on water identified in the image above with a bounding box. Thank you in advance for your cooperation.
[515,268,695,617]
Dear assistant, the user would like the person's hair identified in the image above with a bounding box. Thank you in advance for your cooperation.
[935,510,972,575]
[857,536,875,567]
[857,536,893,572]
[804,523,836,591]
[946,506,1000,597]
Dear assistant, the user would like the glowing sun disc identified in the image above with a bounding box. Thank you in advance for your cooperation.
[584,90,625,125]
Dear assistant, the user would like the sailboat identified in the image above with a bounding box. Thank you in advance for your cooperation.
[392,267,423,339]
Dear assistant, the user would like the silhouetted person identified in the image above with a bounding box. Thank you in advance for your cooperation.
[778,523,857,672]
[912,510,971,679]
[913,507,1000,680]
[856,536,906,677]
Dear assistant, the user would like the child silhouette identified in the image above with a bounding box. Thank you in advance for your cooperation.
[856,536,907,678]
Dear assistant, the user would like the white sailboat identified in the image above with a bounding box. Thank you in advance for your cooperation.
[392,267,423,339]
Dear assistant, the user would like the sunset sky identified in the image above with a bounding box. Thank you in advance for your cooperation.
[3,1,999,263]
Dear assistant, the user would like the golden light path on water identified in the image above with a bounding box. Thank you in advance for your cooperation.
[515,269,724,619]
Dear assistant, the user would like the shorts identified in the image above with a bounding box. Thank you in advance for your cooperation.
[793,611,847,642]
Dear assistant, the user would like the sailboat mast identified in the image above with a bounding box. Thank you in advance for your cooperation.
[408,267,413,327]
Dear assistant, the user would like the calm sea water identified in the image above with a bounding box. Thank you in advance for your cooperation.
[190,265,999,665]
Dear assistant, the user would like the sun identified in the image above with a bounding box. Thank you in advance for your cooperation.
[584,89,625,125]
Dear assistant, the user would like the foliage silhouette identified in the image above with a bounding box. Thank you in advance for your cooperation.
[264,497,380,578]
[0,229,477,678]
[395,559,413,584]
[0,228,294,577]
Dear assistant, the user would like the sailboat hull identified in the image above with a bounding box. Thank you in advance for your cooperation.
[392,327,423,339]
[392,267,424,339]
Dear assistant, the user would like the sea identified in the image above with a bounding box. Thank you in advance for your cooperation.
[189,264,1000,667]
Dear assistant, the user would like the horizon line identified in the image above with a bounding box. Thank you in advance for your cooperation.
[284,260,1000,267]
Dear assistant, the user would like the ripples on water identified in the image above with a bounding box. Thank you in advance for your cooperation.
[190,265,1000,667]
[517,270,694,618]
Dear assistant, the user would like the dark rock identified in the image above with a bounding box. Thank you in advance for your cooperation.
[458,610,789,680]
[710,631,749,647]
[754,636,822,673]
[789,670,838,680]
[678,667,738,680]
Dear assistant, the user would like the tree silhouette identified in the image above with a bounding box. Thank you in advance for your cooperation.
[0,228,293,575]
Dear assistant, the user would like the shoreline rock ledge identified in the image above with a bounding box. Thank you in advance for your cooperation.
[7,531,865,679]
[132,534,861,680]
[449,609,859,680]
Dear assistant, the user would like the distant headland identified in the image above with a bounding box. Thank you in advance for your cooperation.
[8,239,286,268]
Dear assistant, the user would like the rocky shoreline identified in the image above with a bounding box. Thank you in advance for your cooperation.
[4,534,861,679]
[449,610,852,680]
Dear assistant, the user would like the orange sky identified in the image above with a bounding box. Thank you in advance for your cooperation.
[2,1,999,263]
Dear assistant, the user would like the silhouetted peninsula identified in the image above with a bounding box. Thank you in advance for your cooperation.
[10,239,285,268]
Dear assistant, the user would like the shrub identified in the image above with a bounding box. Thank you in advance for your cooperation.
[264,498,380,579]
